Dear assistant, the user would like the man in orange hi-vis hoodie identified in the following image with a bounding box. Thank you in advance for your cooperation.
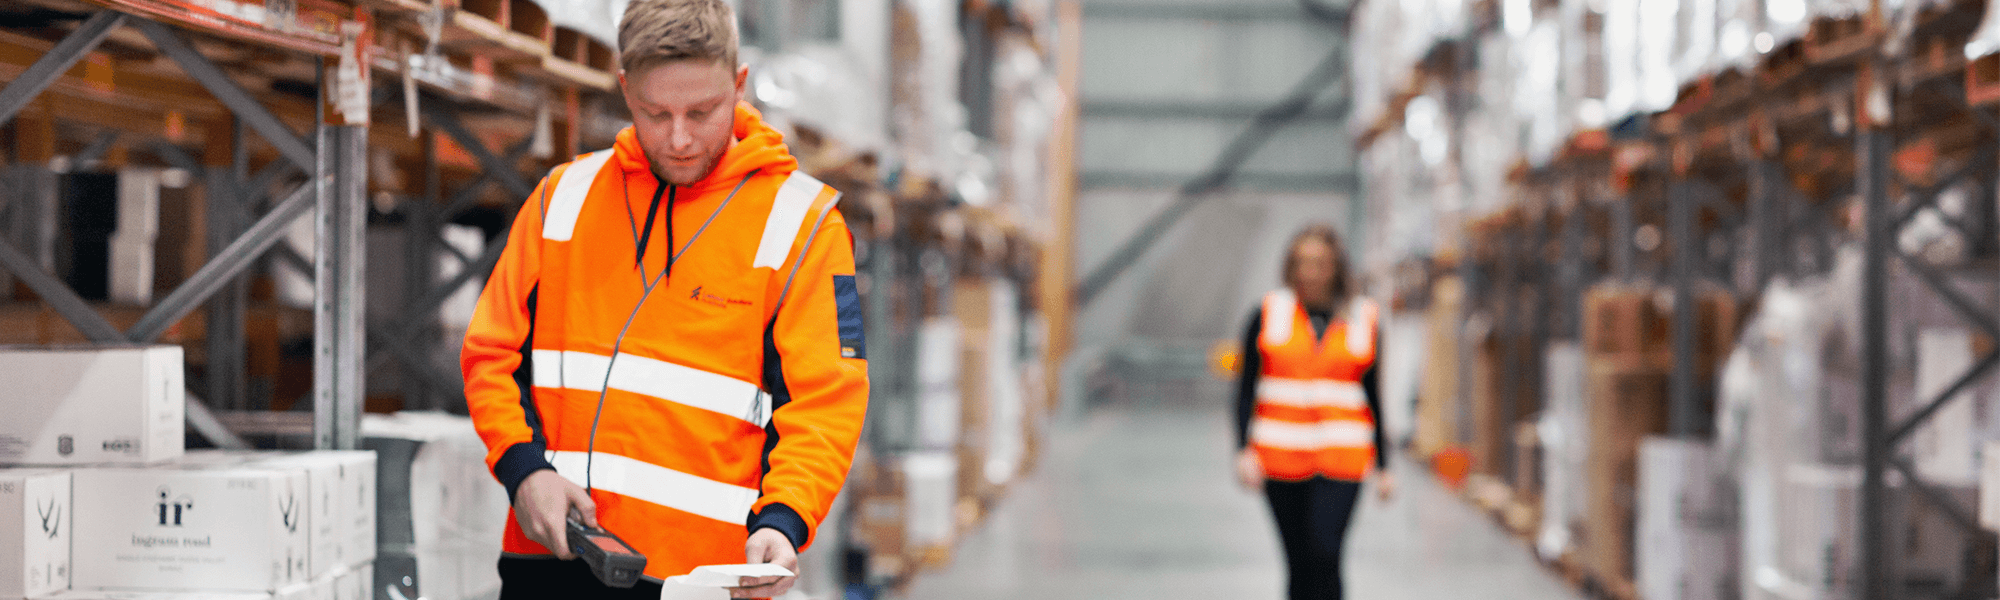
[460,0,867,596]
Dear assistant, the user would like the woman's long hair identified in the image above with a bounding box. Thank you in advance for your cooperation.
[1281,224,1355,311]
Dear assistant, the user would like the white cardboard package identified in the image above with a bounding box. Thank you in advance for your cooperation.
[183,451,378,578]
[71,464,310,592]
[0,345,184,465]
[35,574,330,600]
[0,470,71,598]
[1636,438,1736,600]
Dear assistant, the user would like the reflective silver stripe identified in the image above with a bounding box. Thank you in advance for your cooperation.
[752,172,828,269]
[545,450,760,525]
[1261,289,1297,346]
[541,150,614,241]
[529,349,767,425]
[1250,418,1373,450]
[1256,377,1366,409]
[1345,299,1378,357]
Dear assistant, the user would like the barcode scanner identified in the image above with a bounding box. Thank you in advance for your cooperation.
[568,510,647,588]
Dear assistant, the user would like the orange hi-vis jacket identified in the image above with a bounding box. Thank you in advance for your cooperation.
[461,104,869,581]
[1250,290,1379,482]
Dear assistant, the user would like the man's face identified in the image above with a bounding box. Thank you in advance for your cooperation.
[619,59,747,185]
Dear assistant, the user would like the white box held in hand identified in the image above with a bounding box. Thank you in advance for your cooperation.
[0,470,71,598]
[0,345,184,465]
[72,464,310,592]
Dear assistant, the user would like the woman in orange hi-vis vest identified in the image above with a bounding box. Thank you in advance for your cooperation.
[1233,224,1393,600]
[460,1,866,598]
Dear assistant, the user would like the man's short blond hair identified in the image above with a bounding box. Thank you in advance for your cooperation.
[618,0,738,75]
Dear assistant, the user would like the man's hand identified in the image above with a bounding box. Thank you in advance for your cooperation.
[513,469,596,560]
[731,528,799,598]
[1235,448,1264,492]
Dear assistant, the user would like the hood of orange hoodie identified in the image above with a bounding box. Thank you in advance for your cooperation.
[610,102,798,194]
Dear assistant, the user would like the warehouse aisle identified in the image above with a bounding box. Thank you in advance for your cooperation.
[900,380,1587,600]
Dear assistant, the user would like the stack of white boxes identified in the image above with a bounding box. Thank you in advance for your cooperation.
[362,412,510,600]
[1635,437,1738,600]
[0,346,377,600]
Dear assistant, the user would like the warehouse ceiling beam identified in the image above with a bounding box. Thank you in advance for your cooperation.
[1075,42,1348,305]
[0,11,125,127]
[132,17,315,172]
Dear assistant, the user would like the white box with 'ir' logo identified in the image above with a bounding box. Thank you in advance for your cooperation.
[0,469,70,598]
[71,464,310,592]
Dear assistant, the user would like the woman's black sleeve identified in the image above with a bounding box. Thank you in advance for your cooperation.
[1364,333,1388,468]
[1234,310,1262,450]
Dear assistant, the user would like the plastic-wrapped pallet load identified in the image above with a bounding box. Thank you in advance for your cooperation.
[0,345,184,466]
[1537,343,1587,562]
[1636,438,1737,600]
[0,470,70,599]
[69,462,310,592]
[915,319,962,451]
[362,412,509,600]
[1968,0,2000,59]
[901,451,957,562]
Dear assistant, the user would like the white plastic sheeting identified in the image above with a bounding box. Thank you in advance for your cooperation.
[530,0,625,48]
[1969,0,2000,59]
[1717,249,1867,600]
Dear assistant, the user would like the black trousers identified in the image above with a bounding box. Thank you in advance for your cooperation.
[1264,477,1363,600]
[497,556,663,600]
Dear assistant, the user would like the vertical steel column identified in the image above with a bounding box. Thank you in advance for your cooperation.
[1855,86,1892,600]
[401,132,440,410]
[314,124,367,450]
[1612,193,1635,281]
[1747,159,1783,287]
[1558,184,1587,340]
[207,117,250,410]
[1668,181,1700,437]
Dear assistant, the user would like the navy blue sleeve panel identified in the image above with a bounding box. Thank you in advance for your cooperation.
[495,285,557,503]
[1235,309,1262,450]
[745,502,809,551]
[832,275,865,359]
[496,441,556,501]
[1363,334,1387,469]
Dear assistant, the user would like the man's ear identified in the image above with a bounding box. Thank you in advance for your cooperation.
[735,64,749,95]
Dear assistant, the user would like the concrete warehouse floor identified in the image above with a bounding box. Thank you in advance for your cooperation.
[900,379,1587,600]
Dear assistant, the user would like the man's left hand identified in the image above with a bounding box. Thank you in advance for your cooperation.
[731,528,798,598]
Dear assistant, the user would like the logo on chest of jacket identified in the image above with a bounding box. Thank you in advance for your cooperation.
[688,285,753,309]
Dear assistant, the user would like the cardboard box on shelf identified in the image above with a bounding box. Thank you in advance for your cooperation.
[1636,438,1736,600]
[0,345,184,466]
[1581,364,1669,585]
[1413,277,1464,459]
[70,464,310,592]
[0,470,71,599]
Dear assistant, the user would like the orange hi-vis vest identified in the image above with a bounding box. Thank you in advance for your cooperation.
[1250,290,1379,482]
[462,104,869,581]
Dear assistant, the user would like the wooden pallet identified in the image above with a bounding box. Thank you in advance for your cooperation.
[520,25,616,91]
[438,0,549,63]
[1804,15,1881,66]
